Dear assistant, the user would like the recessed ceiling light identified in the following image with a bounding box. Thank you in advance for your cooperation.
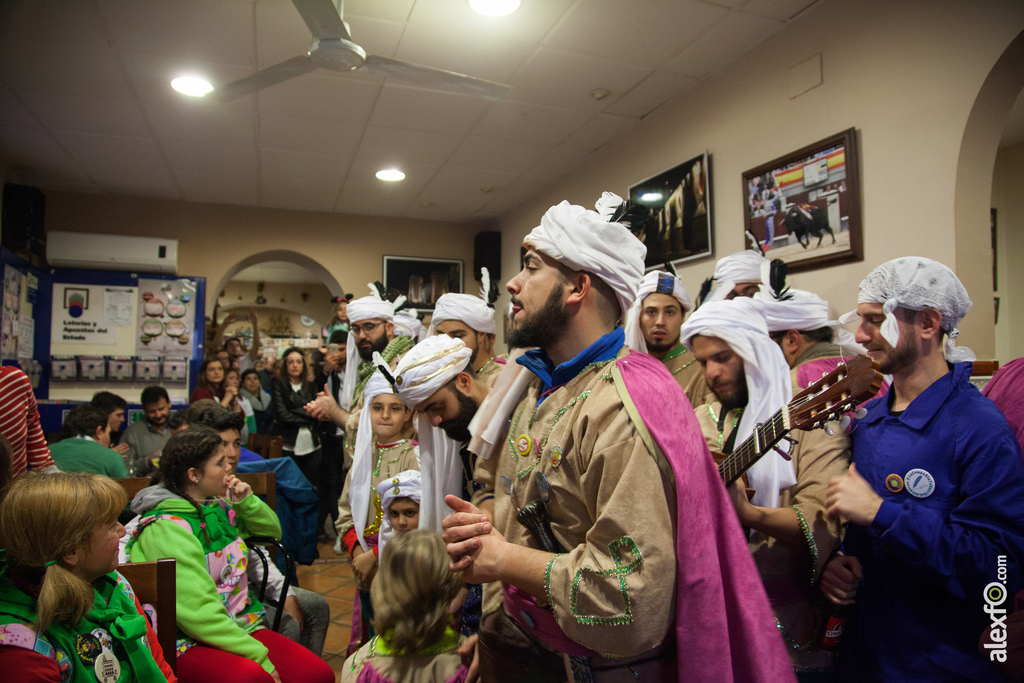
[640,192,663,202]
[468,0,521,17]
[376,169,405,182]
[171,76,213,97]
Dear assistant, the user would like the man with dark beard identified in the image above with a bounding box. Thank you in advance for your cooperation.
[441,193,794,683]
[822,257,1024,682]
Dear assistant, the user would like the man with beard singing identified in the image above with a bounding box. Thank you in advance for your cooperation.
[823,257,1024,682]
[442,193,794,682]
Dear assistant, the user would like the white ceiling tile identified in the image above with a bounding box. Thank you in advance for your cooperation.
[256,74,380,124]
[509,48,652,111]
[163,141,257,177]
[0,126,85,179]
[0,88,40,128]
[446,137,547,174]
[259,115,363,157]
[355,126,462,168]
[662,11,784,78]
[338,157,435,214]
[604,70,700,118]
[545,0,729,69]
[695,0,749,8]
[19,90,151,138]
[368,84,490,134]
[119,51,256,114]
[394,22,535,85]
[471,101,592,145]
[528,145,591,179]
[53,131,179,197]
[412,165,519,217]
[344,0,416,23]
[344,16,406,60]
[142,98,257,147]
[407,0,575,44]
[96,0,256,67]
[561,113,640,152]
[0,1,111,52]
[261,174,340,212]
[742,0,820,21]
[474,173,551,217]
[260,148,351,181]
[0,39,133,100]
[178,166,259,207]
[255,0,317,69]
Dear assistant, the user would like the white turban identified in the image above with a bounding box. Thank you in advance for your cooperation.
[524,192,647,316]
[707,251,768,303]
[350,370,399,552]
[429,294,497,335]
[376,469,422,556]
[840,257,974,362]
[340,287,397,410]
[757,289,867,357]
[624,270,693,352]
[680,297,797,510]
[393,311,427,342]
[392,335,473,535]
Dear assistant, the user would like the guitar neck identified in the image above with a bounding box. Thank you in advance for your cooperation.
[719,408,791,486]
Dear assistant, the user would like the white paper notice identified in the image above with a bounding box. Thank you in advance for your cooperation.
[105,288,134,326]
[17,318,33,359]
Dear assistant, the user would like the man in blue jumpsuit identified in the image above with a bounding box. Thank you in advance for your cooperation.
[823,257,1024,681]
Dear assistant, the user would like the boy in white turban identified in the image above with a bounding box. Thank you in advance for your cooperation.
[443,193,794,682]
[823,257,1024,681]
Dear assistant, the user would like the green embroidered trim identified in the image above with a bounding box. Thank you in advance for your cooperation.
[791,505,819,583]
[476,356,499,376]
[544,553,565,606]
[670,358,696,376]
[366,626,461,659]
[659,344,688,362]
[774,615,813,652]
[569,536,642,626]
[706,404,740,452]
[354,335,416,401]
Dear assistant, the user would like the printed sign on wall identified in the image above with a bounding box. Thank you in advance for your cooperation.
[51,284,117,345]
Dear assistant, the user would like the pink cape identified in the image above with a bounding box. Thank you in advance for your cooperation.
[617,351,796,683]
[983,357,1024,454]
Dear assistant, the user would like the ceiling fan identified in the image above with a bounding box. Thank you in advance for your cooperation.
[213,0,513,101]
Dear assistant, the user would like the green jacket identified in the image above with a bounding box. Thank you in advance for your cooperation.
[49,437,128,478]
[126,488,281,674]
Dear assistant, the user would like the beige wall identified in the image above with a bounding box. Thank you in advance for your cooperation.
[217,280,333,336]
[494,0,1024,359]
[43,192,483,352]
[993,142,1024,362]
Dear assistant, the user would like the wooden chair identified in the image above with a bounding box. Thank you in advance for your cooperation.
[117,558,177,674]
[115,472,275,511]
[247,433,284,459]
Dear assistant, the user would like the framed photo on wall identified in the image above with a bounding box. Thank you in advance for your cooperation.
[382,256,462,310]
[742,127,863,273]
[629,150,713,268]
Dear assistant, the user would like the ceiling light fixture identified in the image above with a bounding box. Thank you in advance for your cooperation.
[589,88,611,101]
[468,0,521,17]
[171,76,213,97]
[376,169,405,181]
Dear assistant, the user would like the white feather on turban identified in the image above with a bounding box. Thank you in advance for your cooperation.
[707,251,768,303]
[392,335,473,534]
[524,193,646,316]
[680,297,797,510]
[624,270,693,352]
[839,257,974,362]
[340,287,396,411]
[350,370,399,552]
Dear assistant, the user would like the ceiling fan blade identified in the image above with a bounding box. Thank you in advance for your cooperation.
[362,55,512,100]
[212,55,316,101]
[292,0,350,41]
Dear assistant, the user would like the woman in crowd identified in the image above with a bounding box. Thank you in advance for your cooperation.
[270,347,322,487]
[342,529,467,683]
[189,357,238,410]
[240,368,273,435]
[0,472,176,681]
[126,427,333,683]
[225,367,255,444]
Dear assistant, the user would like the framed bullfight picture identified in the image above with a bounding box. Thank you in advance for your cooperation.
[742,128,863,273]
[630,150,714,268]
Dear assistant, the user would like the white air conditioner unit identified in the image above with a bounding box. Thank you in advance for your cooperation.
[47,232,178,275]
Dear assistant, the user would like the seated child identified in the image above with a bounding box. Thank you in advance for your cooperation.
[336,370,420,652]
[342,530,468,683]
[376,469,421,556]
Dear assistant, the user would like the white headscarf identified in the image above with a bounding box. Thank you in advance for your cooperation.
[524,192,646,316]
[680,297,797,509]
[624,270,693,352]
[393,311,427,342]
[350,370,398,552]
[840,257,975,362]
[376,469,422,556]
[757,288,866,357]
[392,335,473,534]
[340,287,396,410]
[707,251,768,303]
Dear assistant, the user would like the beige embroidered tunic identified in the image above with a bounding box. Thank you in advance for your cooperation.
[473,349,677,659]
[695,401,850,671]
[474,356,505,389]
[336,440,421,546]
[659,344,708,407]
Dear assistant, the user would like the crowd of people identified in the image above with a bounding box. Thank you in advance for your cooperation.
[0,191,1023,683]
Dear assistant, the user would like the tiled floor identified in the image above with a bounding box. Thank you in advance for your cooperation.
[296,540,358,681]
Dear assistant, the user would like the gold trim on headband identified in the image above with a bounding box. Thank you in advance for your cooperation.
[395,345,466,385]
[404,356,468,389]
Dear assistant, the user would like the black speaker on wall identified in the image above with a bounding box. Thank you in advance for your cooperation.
[474,231,501,283]
[2,184,46,256]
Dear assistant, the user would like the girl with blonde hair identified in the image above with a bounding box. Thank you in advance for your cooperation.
[342,529,468,683]
[0,472,175,681]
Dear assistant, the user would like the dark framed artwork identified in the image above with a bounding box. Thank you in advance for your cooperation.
[742,128,863,273]
[629,150,713,268]
[382,256,462,310]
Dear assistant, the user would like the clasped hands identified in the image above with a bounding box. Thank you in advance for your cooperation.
[441,495,508,584]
